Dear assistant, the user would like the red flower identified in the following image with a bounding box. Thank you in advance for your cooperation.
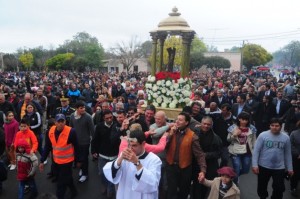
[155,71,180,81]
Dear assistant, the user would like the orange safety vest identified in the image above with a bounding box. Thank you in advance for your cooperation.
[166,128,194,169]
[49,125,75,164]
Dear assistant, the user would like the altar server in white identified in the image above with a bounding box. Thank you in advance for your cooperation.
[103,128,162,199]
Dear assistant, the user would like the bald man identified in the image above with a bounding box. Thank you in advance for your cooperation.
[149,111,174,199]
[17,93,43,121]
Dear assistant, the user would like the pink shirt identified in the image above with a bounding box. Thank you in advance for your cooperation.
[118,135,167,156]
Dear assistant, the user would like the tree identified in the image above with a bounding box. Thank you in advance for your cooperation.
[207,45,218,52]
[3,54,18,71]
[191,36,207,53]
[228,46,241,52]
[45,53,75,70]
[205,56,231,69]
[57,32,105,70]
[110,36,143,73]
[272,41,300,67]
[30,46,53,71]
[243,43,273,71]
[140,40,152,58]
[190,52,205,70]
[19,52,34,70]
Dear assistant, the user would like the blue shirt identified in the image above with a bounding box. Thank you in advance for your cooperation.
[252,130,293,171]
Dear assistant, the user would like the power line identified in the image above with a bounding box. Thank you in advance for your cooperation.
[202,29,300,40]
[203,32,300,43]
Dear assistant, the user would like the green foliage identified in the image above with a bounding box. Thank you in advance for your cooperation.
[190,52,205,69]
[19,52,34,70]
[228,46,241,52]
[57,32,105,70]
[243,44,273,71]
[30,46,53,71]
[45,53,75,70]
[206,45,218,52]
[3,54,18,71]
[191,37,207,53]
[272,40,300,67]
[205,56,231,69]
[162,36,183,67]
[140,40,152,58]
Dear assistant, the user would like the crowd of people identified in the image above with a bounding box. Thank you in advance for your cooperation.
[0,69,299,199]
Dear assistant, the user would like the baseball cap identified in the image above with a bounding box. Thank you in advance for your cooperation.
[128,94,136,100]
[55,114,66,122]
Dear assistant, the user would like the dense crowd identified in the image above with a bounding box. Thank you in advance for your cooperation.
[0,69,299,199]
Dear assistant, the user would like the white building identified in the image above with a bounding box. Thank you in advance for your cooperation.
[103,58,151,73]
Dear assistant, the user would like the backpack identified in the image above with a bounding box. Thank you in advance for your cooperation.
[0,161,7,181]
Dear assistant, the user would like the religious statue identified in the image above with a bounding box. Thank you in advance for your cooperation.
[166,47,176,72]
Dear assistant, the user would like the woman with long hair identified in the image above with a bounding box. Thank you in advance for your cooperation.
[227,112,256,184]
[3,111,19,170]
[22,103,43,158]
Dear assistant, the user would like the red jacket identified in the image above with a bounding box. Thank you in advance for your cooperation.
[4,119,19,147]
[16,139,38,181]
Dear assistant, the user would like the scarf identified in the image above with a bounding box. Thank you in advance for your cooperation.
[219,181,232,199]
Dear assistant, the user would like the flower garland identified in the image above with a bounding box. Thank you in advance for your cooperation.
[145,72,192,109]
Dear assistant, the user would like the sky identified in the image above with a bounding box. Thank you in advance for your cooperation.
[0,0,300,54]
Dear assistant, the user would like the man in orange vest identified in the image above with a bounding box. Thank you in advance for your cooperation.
[39,114,80,199]
[165,112,207,199]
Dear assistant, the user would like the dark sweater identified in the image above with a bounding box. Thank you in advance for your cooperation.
[69,112,94,145]
[91,121,120,157]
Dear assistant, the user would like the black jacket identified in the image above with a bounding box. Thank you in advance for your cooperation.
[0,101,16,116]
[213,113,234,147]
[23,112,42,135]
[272,98,291,119]
[91,121,119,157]
[193,129,222,179]
[232,103,251,119]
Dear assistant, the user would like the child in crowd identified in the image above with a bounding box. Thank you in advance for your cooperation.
[13,118,38,154]
[4,111,19,170]
[16,139,38,199]
[199,166,240,199]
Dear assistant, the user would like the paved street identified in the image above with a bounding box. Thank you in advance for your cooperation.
[1,157,298,199]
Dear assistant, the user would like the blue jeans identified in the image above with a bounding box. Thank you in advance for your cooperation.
[231,154,252,184]
[18,179,38,199]
[36,133,44,156]
[98,157,115,194]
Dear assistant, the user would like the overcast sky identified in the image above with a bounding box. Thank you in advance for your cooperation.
[1,0,300,53]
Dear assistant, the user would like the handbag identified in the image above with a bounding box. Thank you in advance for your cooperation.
[232,143,247,154]
[0,161,7,181]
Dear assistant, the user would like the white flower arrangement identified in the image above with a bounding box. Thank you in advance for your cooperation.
[146,75,192,108]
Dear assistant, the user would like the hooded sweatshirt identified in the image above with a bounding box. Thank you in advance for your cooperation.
[4,118,19,147]
[16,139,38,181]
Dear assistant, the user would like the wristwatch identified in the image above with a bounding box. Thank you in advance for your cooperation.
[134,160,141,166]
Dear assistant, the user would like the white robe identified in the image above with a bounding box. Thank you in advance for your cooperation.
[103,152,162,199]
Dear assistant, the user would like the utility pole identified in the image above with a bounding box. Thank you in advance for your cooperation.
[0,53,4,72]
[240,40,245,72]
